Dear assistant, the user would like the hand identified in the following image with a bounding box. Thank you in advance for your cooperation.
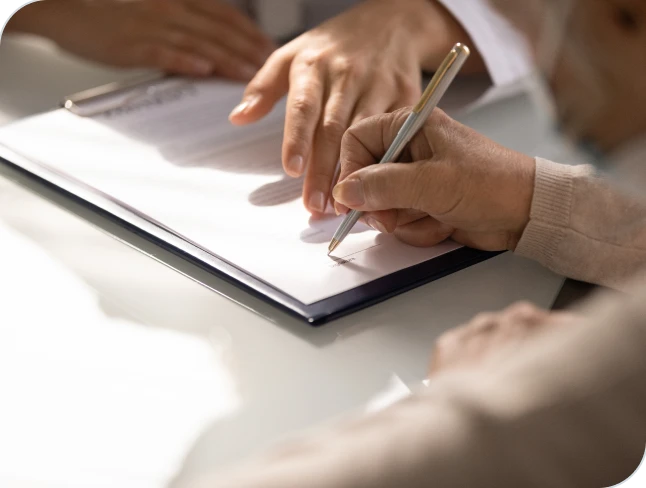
[229,0,484,215]
[8,0,275,79]
[428,302,582,376]
[333,108,536,251]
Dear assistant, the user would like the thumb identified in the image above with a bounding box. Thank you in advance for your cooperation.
[332,161,428,212]
[338,109,413,185]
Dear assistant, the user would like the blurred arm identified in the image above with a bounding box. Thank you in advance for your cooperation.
[188,284,646,488]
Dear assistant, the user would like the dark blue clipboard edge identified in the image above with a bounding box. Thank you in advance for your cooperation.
[0,144,500,326]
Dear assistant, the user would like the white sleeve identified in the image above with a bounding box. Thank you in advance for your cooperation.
[437,0,533,103]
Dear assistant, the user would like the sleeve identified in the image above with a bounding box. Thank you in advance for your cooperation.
[515,158,646,289]
[186,284,646,488]
[436,0,533,103]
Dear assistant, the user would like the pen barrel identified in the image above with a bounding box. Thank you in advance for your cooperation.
[332,209,363,243]
[377,115,419,165]
[329,43,470,251]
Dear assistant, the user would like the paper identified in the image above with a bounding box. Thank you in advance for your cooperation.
[0,79,460,305]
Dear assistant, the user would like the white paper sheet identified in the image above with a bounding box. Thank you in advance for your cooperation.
[0,79,460,305]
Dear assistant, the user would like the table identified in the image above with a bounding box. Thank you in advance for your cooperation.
[0,36,566,488]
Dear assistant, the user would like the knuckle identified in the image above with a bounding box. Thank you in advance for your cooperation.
[290,97,318,119]
[508,301,539,315]
[470,312,498,332]
[322,117,346,141]
[332,57,364,78]
[506,301,542,322]
[299,49,328,68]
[332,56,352,71]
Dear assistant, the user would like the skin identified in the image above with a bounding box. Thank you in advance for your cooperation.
[334,108,536,252]
[228,0,485,215]
[335,0,646,373]
[5,0,276,80]
[427,302,580,375]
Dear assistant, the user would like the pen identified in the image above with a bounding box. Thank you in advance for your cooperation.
[328,43,471,254]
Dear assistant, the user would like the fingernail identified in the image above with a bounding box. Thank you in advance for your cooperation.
[309,191,326,213]
[333,178,365,207]
[229,95,261,119]
[192,58,214,75]
[366,217,387,234]
[286,155,304,176]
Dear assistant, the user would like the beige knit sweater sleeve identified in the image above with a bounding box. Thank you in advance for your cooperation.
[515,158,646,288]
[189,283,646,488]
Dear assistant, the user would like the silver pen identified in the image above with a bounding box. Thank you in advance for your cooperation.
[328,43,471,254]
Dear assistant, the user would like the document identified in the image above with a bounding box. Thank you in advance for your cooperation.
[0,79,460,305]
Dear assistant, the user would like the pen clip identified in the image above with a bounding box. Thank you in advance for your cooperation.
[413,43,470,114]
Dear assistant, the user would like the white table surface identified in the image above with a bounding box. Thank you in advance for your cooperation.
[0,36,566,488]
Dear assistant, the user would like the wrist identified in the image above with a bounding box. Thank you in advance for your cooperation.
[506,154,536,251]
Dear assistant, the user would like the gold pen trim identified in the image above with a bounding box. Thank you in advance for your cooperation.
[328,238,340,255]
[413,43,470,114]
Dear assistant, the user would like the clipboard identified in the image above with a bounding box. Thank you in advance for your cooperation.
[0,77,500,325]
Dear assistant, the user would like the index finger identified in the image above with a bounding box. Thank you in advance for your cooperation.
[281,59,325,177]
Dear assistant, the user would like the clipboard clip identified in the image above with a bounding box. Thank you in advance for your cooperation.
[61,73,187,117]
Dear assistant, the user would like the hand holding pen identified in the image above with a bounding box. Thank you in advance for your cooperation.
[328,43,471,254]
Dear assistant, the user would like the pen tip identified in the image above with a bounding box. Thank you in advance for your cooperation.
[328,239,340,255]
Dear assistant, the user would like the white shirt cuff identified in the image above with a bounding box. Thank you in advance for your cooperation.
[436,0,533,89]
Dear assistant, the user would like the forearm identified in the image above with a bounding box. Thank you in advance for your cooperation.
[516,158,646,288]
